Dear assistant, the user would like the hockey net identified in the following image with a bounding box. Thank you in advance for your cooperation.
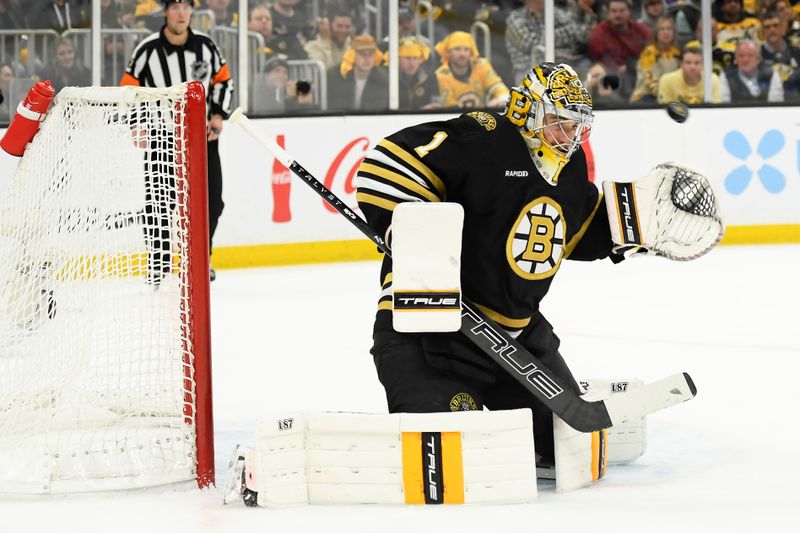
[0,83,213,493]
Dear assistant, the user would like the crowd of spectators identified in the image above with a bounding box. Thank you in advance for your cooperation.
[3,0,800,120]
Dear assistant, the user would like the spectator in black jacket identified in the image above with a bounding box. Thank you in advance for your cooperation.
[269,0,309,59]
[253,53,318,114]
[29,0,88,31]
[396,36,441,111]
[760,9,800,99]
[328,34,388,112]
[720,39,784,102]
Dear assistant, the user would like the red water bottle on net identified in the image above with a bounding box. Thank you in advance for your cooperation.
[1,80,55,157]
[271,134,292,223]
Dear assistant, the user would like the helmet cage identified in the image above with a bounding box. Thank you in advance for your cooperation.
[531,100,593,160]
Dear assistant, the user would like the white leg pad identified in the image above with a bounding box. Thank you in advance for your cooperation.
[553,381,610,492]
[249,409,537,507]
[552,379,649,492]
[252,413,309,508]
[553,419,608,492]
[580,379,648,464]
[391,202,464,332]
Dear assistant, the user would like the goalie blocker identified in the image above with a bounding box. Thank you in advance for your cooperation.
[603,163,724,261]
[391,202,464,333]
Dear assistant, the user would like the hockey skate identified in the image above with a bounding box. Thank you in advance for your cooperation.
[222,445,258,506]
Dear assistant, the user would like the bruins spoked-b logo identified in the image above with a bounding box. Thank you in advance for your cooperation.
[506,197,566,280]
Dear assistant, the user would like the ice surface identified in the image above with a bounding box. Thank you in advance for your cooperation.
[2,244,798,532]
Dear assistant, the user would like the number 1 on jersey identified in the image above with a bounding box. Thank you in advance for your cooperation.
[414,131,448,158]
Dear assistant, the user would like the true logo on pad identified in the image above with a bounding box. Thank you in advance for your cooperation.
[393,291,461,311]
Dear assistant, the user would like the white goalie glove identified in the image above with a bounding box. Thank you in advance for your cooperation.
[603,163,724,261]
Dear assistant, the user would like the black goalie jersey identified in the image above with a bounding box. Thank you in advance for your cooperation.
[355,110,615,339]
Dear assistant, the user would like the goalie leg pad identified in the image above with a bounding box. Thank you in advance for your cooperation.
[553,418,608,492]
[245,409,537,507]
[391,202,464,333]
[581,379,647,465]
[553,379,647,492]
[252,412,310,508]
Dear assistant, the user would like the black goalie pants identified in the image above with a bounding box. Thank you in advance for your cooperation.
[371,318,580,463]
[207,138,224,252]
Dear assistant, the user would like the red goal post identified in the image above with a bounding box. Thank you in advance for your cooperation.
[184,81,214,489]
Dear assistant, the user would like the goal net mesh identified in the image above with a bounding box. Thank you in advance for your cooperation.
[0,84,208,493]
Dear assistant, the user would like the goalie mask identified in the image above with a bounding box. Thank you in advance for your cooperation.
[504,63,593,186]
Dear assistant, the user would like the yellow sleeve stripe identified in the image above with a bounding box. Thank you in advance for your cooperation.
[564,193,603,258]
[382,272,393,287]
[356,192,399,212]
[473,302,531,329]
[359,163,440,202]
[378,299,392,311]
[378,139,447,199]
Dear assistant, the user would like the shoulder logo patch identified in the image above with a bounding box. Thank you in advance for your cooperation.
[466,111,497,131]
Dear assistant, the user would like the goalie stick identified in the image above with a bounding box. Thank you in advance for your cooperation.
[229,108,697,432]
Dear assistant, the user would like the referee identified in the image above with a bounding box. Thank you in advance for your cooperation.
[121,0,233,282]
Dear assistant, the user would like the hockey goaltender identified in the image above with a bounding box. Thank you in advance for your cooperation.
[224,62,725,507]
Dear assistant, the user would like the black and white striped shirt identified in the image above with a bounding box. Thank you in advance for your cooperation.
[121,26,234,118]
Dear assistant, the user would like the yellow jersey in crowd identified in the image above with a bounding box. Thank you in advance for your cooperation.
[435,58,510,108]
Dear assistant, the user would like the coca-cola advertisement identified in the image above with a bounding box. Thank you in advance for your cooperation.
[322,136,370,214]
[261,125,596,228]
[271,134,292,222]
[268,134,373,223]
